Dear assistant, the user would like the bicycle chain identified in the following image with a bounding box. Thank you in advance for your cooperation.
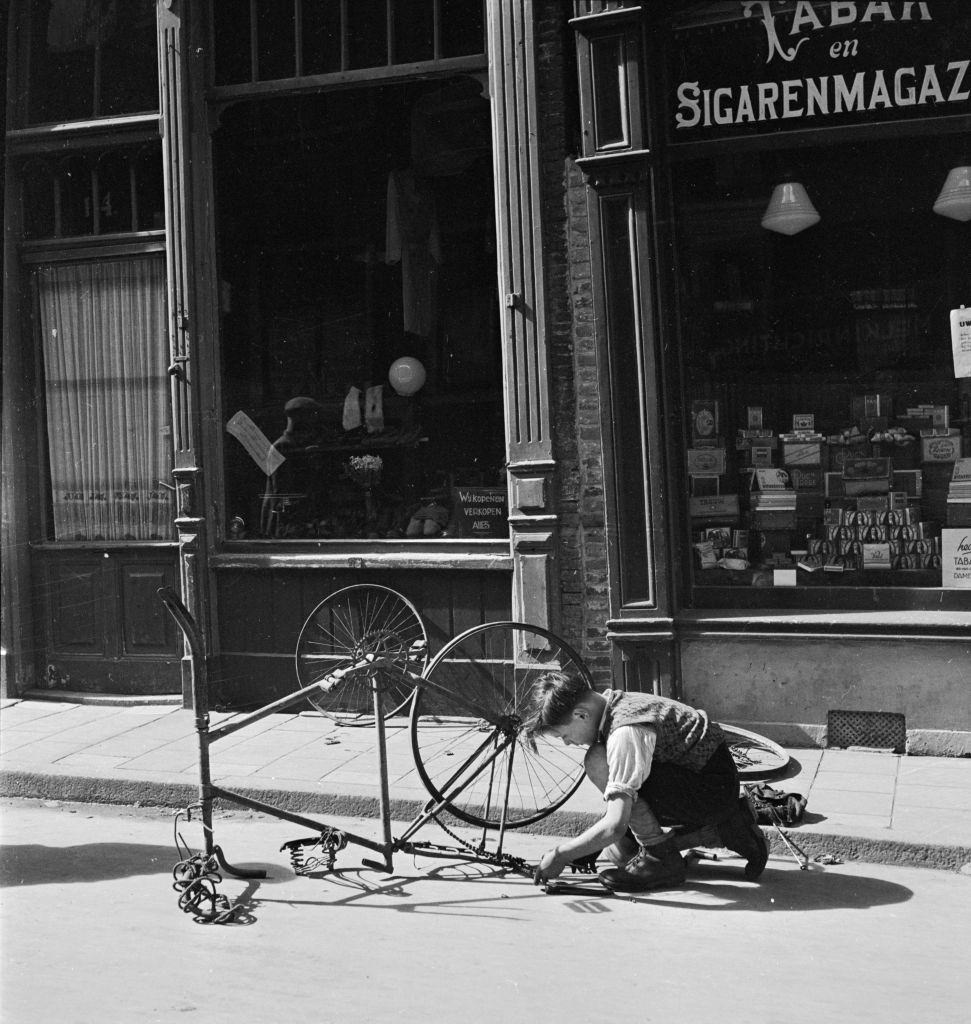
[419,812,534,878]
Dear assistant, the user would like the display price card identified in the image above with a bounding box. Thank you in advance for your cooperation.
[951,307,971,379]
[226,411,285,476]
[941,529,971,589]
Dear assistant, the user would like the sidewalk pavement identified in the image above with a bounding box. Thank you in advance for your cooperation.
[2,697,970,873]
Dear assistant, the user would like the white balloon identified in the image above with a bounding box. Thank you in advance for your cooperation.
[388,357,426,396]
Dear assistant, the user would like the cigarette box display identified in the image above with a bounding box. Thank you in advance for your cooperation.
[843,456,892,496]
[749,445,775,468]
[921,432,962,463]
[689,494,740,521]
[691,399,719,444]
[687,448,726,475]
[863,543,893,569]
[783,441,822,466]
[789,467,823,490]
[892,469,923,497]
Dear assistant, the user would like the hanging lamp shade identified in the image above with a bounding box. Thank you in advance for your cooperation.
[932,165,971,222]
[761,180,820,235]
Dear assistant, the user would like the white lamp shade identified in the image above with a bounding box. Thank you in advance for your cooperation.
[761,181,821,235]
[933,166,971,222]
[388,356,426,396]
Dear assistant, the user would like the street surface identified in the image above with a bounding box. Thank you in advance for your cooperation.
[1,798,969,1024]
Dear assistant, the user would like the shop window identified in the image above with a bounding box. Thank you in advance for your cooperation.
[256,0,297,81]
[214,0,486,88]
[575,2,641,15]
[133,145,166,232]
[393,2,436,65]
[590,35,629,149]
[33,256,174,542]
[216,79,505,542]
[56,154,95,237]
[573,8,644,158]
[94,151,133,234]
[438,0,486,60]
[674,138,970,601]
[22,159,57,240]
[658,3,971,606]
[20,144,164,241]
[346,0,388,70]
[24,0,158,125]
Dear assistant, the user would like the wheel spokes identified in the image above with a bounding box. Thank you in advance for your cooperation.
[294,586,427,723]
[411,622,589,828]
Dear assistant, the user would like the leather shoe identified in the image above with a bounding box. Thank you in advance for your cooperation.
[717,797,769,880]
[598,838,686,892]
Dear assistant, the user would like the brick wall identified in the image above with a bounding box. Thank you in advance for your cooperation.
[533,2,613,686]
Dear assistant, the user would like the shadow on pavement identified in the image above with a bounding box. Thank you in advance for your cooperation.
[636,862,913,912]
[0,840,283,890]
[0,843,176,886]
[217,857,913,921]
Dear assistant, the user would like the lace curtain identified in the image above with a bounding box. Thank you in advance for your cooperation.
[36,256,174,540]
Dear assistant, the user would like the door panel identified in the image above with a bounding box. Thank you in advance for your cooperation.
[46,562,105,653]
[36,549,180,694]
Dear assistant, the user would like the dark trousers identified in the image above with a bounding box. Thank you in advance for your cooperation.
[640,742,740,829]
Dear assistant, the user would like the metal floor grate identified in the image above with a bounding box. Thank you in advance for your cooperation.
[827,709,906,753]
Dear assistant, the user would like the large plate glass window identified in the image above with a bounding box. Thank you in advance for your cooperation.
[216,76,505,542]
[661,2,971,609]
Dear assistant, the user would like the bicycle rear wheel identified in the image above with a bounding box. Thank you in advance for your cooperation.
[410,621,589,829]
[722,724,790,778]
[294,585,427,724]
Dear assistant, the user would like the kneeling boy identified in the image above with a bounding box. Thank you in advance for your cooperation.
[526,673,768,891]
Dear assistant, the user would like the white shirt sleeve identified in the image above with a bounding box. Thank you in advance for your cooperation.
[604,725,657,802]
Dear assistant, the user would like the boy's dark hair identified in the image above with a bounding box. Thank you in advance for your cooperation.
[522,670,591,743]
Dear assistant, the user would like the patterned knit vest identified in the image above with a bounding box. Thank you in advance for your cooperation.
[597,690,725,772]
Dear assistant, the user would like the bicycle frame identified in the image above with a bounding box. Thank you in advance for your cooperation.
[158,587,531,881]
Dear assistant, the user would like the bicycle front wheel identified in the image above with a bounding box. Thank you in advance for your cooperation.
[294,585,427,724]
[410,621,589,829]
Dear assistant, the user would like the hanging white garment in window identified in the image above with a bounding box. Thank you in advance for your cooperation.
[385,168,441,338]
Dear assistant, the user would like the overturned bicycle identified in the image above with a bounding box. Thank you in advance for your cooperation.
[160,585,805,923]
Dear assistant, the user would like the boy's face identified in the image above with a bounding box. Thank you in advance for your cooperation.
[546,706,599,748]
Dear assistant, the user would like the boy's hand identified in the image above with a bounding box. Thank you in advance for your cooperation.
[533,848,566,885]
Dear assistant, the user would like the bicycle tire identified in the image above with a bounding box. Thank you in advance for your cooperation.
[294,585,427,724]
[410,621,589,829]
[722,723,790,778]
